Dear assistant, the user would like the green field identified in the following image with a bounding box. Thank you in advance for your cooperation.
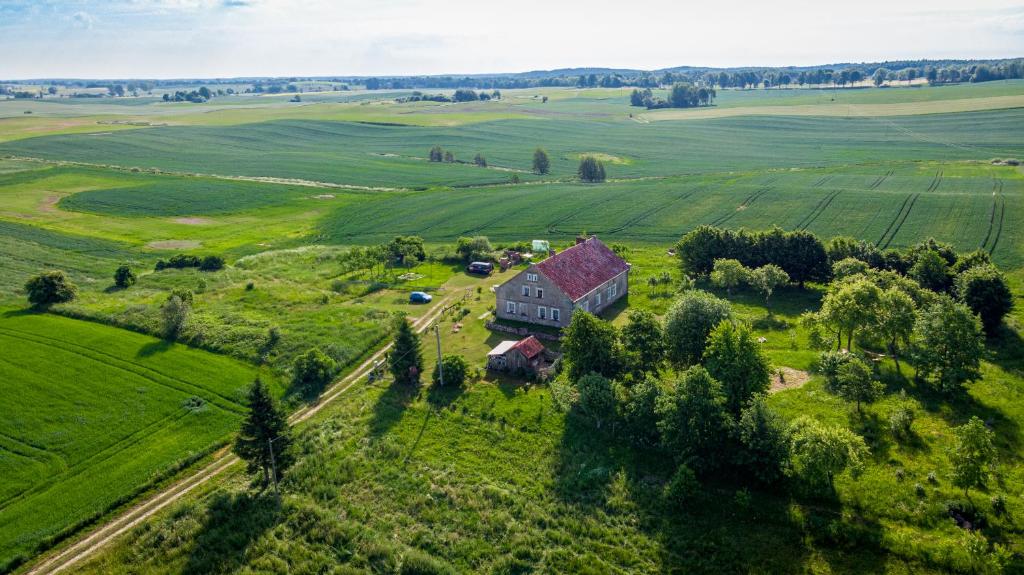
[3,81,1024,574]
[0,311,274,571]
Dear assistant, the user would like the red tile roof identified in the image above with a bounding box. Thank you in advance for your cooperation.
[535,237,630,301]
[512,336,545,359]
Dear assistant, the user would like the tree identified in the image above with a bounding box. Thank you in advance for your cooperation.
[736,394,791,485]
[562,311,620,381]
[114,265,136,288]
[833,357,884,415]
[429,146,444,162]
[389,317,423,385]
[620,309,664,378]
[789,417,869,491]
[910,250,951,293]
[780,229,830,287]
[24,270,77,308]
[432,354,468,387]
[831,257,869,281]
[618,377,661,447]
[819,278,881,350]
[443,150,455,163]
[676,225,728,276]
[703,320,771,415]
[873,68,888,87]
[161,292,191,338]
[664,290,732,368]
[532,148,550,175]
[913,298,984,394]
[956,265,1013,335]
[574,373,617,429]
[473,153,487,167]
[577,156,606,183]
[748,264,789,311]
[711,258,746,296]
[455,236,492,263]
[872,288,916,372]
[387,235,426,266]
[656,366,733,473]
[233,378,292,487]
[292,348,337,393]
[949,416,997,498]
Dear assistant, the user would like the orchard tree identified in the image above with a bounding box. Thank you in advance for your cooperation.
[114,265,136,288]
[872,288,916,372]
[711,258,746,296]
[25,270,77,308]
[620,309,665,378]
[619,377,662,447]
[913,298,983,394]
[656,366,733,474]
[433,354,469,387]
[831,257,869,281]
[834,357,884,415]
[532,148,551,175]
[748,264,789,311]
[389,316,424,385]
[819,278,881,350]
[562,311,620,381]
[789,417,869,491]
[703,320,771,415]
[234,378,292,487]
[664,290,732,368]
[955,265,1013,335]
[910,250,952,293]
[949,416,997,498]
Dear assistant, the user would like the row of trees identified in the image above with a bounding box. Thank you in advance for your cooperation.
[161,87,215,103]
[427,145,488,167]
[677,226,830,287]
[629,84,717,109]
[154,253,225,272]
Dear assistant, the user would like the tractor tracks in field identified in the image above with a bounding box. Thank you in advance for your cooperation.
[795,190,841,231]
[23,297,453,575]
[710,186,772,227]
[876,193,920,249]
[867,169,895,191]
[982,179,1006,255]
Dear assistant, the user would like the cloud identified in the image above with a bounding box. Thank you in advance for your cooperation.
[71,10,95,29]
[221,0,253,7]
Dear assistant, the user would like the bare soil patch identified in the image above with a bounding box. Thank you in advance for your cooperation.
[173,217,210,225]
[146,240,202,250]
[770,366,810,393]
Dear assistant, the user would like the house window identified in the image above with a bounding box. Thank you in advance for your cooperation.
[608,283,617,298]
[538,306,547,320]
[581,300,590,313]
[596,292,602,306]
[522,285,530,297]
[551,308,560,322]
[519,302,528,316]
[536,287,544,299]
[506,300,516,314]
[526,273,538,282]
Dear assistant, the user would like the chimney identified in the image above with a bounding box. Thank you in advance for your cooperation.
[575,236,586,245]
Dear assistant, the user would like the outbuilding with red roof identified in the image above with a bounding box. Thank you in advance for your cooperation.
[495,236,630,328]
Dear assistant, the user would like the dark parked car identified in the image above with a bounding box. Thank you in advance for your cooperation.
[466,261,494,275]
[409,291,432,304]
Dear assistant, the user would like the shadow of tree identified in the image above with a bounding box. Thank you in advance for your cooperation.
[368,380,420,438]
[183,491,281,575]
[136,338,174,358]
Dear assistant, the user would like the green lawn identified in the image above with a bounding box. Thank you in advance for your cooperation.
[0,311,276,572]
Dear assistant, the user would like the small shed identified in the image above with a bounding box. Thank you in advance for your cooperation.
[486,336,556,376]
[532,240,550,253]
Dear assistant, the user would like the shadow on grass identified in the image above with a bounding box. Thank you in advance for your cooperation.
[136,338,174,358]
[901,376,1022,454]
[988,325,1024,376]
[2,307,42,318]
[368,380,421,438]
[182,491,281,575]
[425,380,466,410]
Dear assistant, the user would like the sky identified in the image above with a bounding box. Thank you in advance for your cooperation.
[1,0,1023,79]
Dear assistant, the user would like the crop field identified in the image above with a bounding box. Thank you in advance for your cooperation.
[0,311,273,571]
[2,80,1024,574]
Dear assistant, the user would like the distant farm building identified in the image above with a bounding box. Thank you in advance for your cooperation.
[495,236,630,328]
[486,336,558,377]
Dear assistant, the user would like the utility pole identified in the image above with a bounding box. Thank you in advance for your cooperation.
[434,323,444,386]
[267,438,280,500]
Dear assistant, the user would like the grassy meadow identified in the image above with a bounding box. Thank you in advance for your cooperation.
[1,80,1024,573]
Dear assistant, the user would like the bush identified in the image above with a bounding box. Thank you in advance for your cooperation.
[25,270,77,307]
[664,464,700,508]
[113,264,136,288]
[199,255,225,271]
[889,405,915,439]
[455,236,493,263]
[293,348,338,393]
[432,354,468,387]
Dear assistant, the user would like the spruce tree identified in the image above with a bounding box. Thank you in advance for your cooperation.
[389,317,423,385]
[233,378,292,487]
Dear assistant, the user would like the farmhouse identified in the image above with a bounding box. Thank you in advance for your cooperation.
[495,236,630,328]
